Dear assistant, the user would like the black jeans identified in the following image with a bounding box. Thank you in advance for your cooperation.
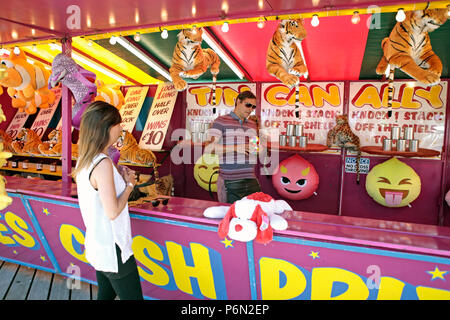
[96,244,143,300]
[224,178,261,203]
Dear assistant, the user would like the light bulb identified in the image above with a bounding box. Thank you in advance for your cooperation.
[134,32,141,42]
[221,22,229,32]
[311,14,320,27]
[161,28,168,39]
[109,36,117,45]
[396,9,406,22]
[351,11,360,24]
[32,44,37,52]
[257,17,265,29]
[191,26,197,34]
[13,47,20,55]
[88,39,93,47]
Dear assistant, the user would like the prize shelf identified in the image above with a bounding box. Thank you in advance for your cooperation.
[360,146,440,158]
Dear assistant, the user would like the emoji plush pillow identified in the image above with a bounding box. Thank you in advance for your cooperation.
[194,153,220,192]
[365,157,421,207]
[272,154,319,200]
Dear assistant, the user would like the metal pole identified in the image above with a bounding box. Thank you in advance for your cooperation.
[61,37,73,187]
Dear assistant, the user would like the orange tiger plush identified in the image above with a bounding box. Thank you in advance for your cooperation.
[376,7,449,85]
[116,130,157,166]
[169,27,220,91]
[11,128,42,155]
[266,19,308,88]
[38,129,62,156]
[0,129,14,153]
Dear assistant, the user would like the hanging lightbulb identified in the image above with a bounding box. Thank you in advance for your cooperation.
[396,9,406,22]
[221,22,229,32]
[134,32,141,42]
[257,17,265,29]
[32,44,37,52]
[161,28,168,39]
[311,14,320,27]
[351,11,360,24]
[109,36,117,45]
[191,26,197,34]
[88,39,93,47]
[13,46,20,55]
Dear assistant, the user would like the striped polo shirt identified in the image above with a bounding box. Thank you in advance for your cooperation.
[208,111,258,180]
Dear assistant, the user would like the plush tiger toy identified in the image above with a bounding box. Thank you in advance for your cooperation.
[169,27,220,91]
[116,130,157,166]
[327,114,361,184]
[0,129,14,153]
[266,19,308,118]
[38,129,63,156]
[375,6,449,116]
[11,128,42,155]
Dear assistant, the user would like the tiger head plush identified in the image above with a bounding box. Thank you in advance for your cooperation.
[376,6,449,86]
[13,128,42,155]
[266,19,308,88]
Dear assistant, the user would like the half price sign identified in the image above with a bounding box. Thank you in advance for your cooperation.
[120,86,149,132]
[139,82,177,150]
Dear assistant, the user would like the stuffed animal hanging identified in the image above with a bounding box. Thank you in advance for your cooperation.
[375,5,449,117]
[327,114,361,184]
[203,192,291,245]
[169,27,220,92]
[48,53,97,129]
[0,50,55,114]
[94,79,125,110]
[266,19,308,118]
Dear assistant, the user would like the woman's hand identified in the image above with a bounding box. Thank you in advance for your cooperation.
[123,168,137,189]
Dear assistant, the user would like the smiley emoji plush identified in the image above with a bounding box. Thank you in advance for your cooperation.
[194,153,220,192]
[366,157,421,207]
[272,154,319,200]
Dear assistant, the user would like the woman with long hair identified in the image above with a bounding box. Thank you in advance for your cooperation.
[73,101,143,300]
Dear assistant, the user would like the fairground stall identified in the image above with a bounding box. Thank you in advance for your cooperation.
[0,0,449,300]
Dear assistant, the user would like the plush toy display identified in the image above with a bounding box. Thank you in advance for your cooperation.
[375,6,449,116]
[0,101,12,210]
[11,128,42,155]
[194,153,219,192]
[116,130,157,166]
[169,27,220,91]
[0,50,55,114]
[0,129,14,153]
[94,79,125,110]
[272,154,319,200]
[327,114,361,184]
[366,157,421,207]
[203,192,292,245]
[48,53,97,129]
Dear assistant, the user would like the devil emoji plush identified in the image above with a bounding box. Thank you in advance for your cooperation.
[203,192,291,245]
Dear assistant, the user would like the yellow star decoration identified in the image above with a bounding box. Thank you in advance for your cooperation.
[221,237,234,248]
[40,255,47,262]
[427,266,448,281]
[42,208,51,216]
[309,251,320,260]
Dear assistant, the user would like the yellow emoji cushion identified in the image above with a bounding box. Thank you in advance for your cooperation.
[365,157,421,207]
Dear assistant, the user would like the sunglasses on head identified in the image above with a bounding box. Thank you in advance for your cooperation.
[144,197,169,207]
[244,103,257,109]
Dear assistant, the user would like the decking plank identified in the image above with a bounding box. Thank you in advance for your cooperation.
[0,261,19,299]
[27,269,52,300]
[48,273,70,300]
[91,284,98,300]
[70,280,91,300]
[4,265,35,300]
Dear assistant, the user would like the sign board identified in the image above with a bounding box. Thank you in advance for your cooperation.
[6,111,30,139]
[345,157,370,174]
[139,82,177,150]
[30,87,62,138]
[120,86,149,132]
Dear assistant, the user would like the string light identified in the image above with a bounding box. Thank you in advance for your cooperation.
[161,28,168,39]
[13,46,20,55]
[351,11,360,24]
[109,36,117,45]
[191,25,198,34]
[133,32,141,42]
[257,17,265,29]
[32,44,37,52]
[88,39,93,47]
[311,14,320,27]
[396,8,406,22]
[221,21,229,32]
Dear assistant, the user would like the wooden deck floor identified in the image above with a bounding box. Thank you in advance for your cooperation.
[0,260,98,300]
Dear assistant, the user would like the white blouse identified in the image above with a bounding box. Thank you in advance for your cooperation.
[76,153,133,273]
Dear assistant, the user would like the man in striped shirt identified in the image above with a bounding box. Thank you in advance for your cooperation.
[205,91,261,203]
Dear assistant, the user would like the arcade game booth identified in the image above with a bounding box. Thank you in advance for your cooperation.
[0,0,449,300]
